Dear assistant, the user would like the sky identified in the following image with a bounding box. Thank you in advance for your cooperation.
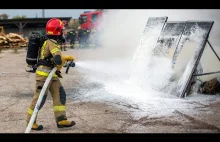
[0,9,95,19]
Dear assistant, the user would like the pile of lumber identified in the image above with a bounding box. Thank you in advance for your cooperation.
[0,33,28,49]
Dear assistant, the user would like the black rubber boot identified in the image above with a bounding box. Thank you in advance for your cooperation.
[57,120,76,128]
[56,115,76,128]
[31,123,44,131]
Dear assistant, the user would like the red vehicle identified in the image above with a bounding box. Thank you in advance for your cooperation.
[78,10,103,47]
[78,10,102,31]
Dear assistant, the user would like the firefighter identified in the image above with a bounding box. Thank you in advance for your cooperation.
[84,29,90,47]
[90,28,97,48]
[68,30,76,49]
[26,18,75,130]
[60,33,67,51]
[78,27,84,48]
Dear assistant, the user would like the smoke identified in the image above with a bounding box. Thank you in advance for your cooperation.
[86,9,220,60]
[97,10,148,60]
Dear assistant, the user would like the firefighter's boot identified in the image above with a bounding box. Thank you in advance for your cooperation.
[57,120,76,128]
[27,122,44,131]
[32,123,44,130]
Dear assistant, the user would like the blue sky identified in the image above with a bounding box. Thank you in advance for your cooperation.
[0,9,96,19]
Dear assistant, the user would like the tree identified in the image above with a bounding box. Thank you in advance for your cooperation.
[0,13,9,20]
[13,15,27,19]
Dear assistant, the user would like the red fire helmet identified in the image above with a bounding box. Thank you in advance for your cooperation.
[46,18,65,36]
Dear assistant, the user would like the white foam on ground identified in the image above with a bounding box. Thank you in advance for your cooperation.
[75,59,220,118]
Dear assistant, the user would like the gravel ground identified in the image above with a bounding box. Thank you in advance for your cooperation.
[1,48,220,134]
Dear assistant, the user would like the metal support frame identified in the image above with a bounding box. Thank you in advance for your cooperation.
[207,40,220,61]
[153,21,187,58]
[193,40,220,77]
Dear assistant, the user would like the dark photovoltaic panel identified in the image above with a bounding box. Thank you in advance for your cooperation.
[130,17,168,89]
[133,16,168,62]
[173,21,214,98]
[153,22,186,57]
[142,17,168,35]
[133,16,214,98]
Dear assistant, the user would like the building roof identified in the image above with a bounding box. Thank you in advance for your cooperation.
[0,17,72,28]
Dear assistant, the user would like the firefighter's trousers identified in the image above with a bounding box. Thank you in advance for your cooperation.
[26,75,67,123]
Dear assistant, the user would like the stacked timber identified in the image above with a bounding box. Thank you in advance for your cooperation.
[0,33,28,49]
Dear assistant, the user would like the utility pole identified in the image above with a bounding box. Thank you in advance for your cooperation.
[42,9,45,18]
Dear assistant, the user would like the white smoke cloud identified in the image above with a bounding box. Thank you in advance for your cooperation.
[92,9,220,60]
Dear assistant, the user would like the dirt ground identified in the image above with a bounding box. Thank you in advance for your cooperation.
[1,47,220,133]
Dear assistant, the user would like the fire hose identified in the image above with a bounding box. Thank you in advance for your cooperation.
[25,61,75,133]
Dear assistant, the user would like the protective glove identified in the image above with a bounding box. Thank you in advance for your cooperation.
[62,55,75,61]
[56,55,74,71]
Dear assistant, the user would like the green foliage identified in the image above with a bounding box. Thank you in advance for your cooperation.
[12,15,27,19]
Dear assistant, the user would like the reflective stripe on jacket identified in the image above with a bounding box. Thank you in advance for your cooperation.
[36,39,62,78]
